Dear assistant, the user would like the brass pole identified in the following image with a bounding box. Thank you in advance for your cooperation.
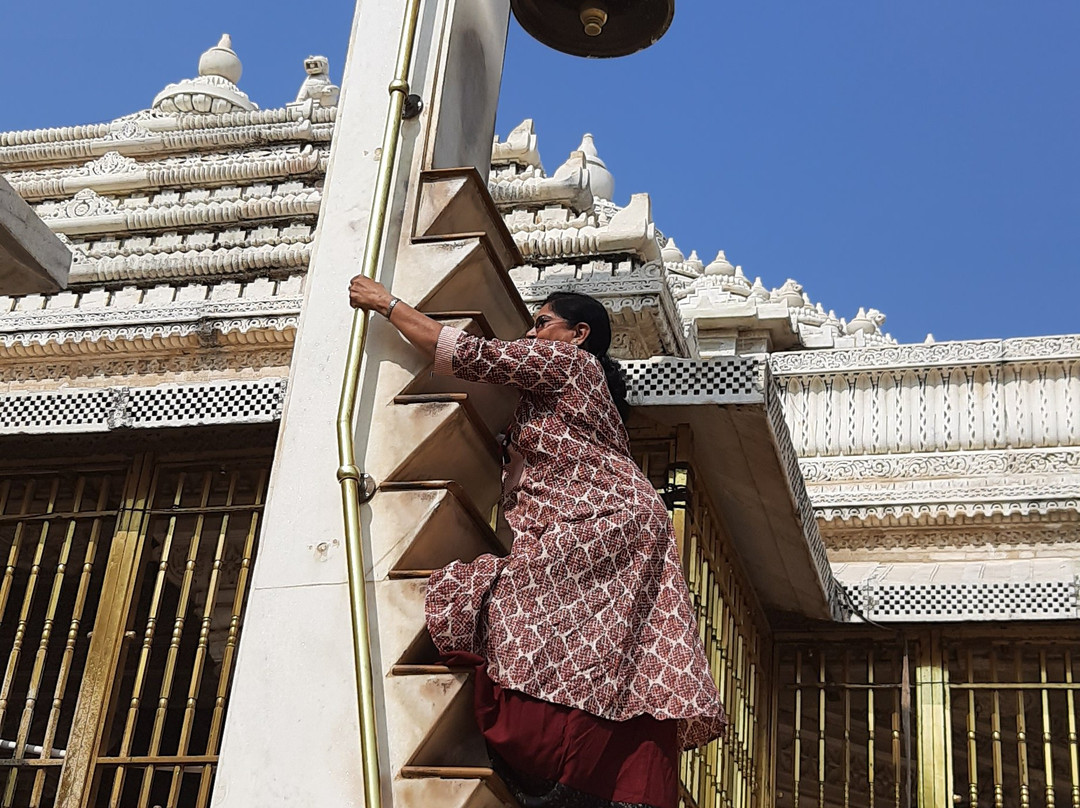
[335,1,423,806]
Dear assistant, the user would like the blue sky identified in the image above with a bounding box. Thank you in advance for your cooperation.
[3,2,1077,344]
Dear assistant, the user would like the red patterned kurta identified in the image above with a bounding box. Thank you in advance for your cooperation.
[425,327,727,749]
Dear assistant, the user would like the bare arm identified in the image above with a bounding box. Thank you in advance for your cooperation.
[348,274,442,360]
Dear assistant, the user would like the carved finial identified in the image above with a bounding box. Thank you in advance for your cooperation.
[704,250,735,276]
[845,307,884,335]
[924,333,936,344]
[578,133,614,201]
[685,250,705,274]
[293,55,339,107]
[199,34,243,83]
[772,278,805,308]
[750,277,770,301]
[661,237,685,264]
[493,119,541,168]
[153,34,256,114]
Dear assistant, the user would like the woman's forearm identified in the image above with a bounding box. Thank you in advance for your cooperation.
[385,298,442,359]
[349,274,442,360]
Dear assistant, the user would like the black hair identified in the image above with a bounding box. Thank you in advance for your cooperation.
[541,292,630,421]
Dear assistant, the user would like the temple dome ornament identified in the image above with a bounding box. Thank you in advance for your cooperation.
[153,34,257,115]
[704,250,735,276]
[685,250,705,274]
[661,237,685,264]
[578,134,614,201]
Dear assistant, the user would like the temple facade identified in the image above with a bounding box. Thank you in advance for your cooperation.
[1,28,1077,808]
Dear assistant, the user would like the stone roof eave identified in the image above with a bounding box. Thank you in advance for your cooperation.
[0,175,70,295]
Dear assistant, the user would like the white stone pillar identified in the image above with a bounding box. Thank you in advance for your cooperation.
[211,1,510,805]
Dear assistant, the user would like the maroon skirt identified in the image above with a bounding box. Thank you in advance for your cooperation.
[448,652,680,808]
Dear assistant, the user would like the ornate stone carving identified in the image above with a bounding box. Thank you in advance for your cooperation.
[60,189,118,219]
[511,193,661,263]
[8,144,326,201]
[85,151,140,175]
[41,188,322,237]
[0,348,293,386]
[492,118,541,168]
[291,55,340,108]
[0,119,325,171]
[821,520,1080,552]
[816,499,1080,523]
[489,151,592,212]
[153,35,258,115]
[776,355,1080,458]
[800,448,1080,483]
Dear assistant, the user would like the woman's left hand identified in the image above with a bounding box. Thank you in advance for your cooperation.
[349,274,393,315]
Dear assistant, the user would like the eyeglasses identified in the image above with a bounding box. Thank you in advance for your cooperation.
[532,314,570,331]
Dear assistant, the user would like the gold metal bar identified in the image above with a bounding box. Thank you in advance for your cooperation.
[136,471,215,806]
[794,650,803,808]
[892,666,901,808]
[990,649,1004,808]
[1065,650,1079,808]
[1040,650,1056,808]
[32,475,111,807]
[334,6,423,805]
[0,481,36,633]
[0,478,59,743]
[166,471,239,807]
[867,648,875,808]
[952,683,1080,691]
[818,650,826,808]
[197,469,267,806]
[915,634,950,808]
[965,649,978,807]
[721,568,736,807]
[843,651,851,808]
[1016,649,1031,808]
[107,468,187,808]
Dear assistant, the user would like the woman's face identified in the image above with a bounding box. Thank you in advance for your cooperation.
[526,304,591,346]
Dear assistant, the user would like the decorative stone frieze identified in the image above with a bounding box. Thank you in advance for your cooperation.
[7,145,326,201]
[801,447,1080,483]
[817,499,1080,524]
[489,152,592,212]
[0,120,327,170]
[775,352,1080,458]
[822,518,1080,555]
[40,188,321,237]
[0,348,293,388]
[509,192,660,263]
[0,277,302,357]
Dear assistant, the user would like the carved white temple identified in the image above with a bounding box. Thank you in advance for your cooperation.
[1,30,1077,808]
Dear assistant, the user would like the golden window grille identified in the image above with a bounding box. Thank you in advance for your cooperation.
[0,453,269,808]
[0,465,127,808]
[632,429,775,808]
[773,639,914,808]
[945,636,1080,808]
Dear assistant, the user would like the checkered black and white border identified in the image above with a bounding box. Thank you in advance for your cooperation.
[844,580,1079,622]
[0,388,115,432]
[0,379,286,434]
[127,380,285,428]
[620,356,763,405]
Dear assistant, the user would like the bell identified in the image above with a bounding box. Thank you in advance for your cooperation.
[510,0,675,58]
